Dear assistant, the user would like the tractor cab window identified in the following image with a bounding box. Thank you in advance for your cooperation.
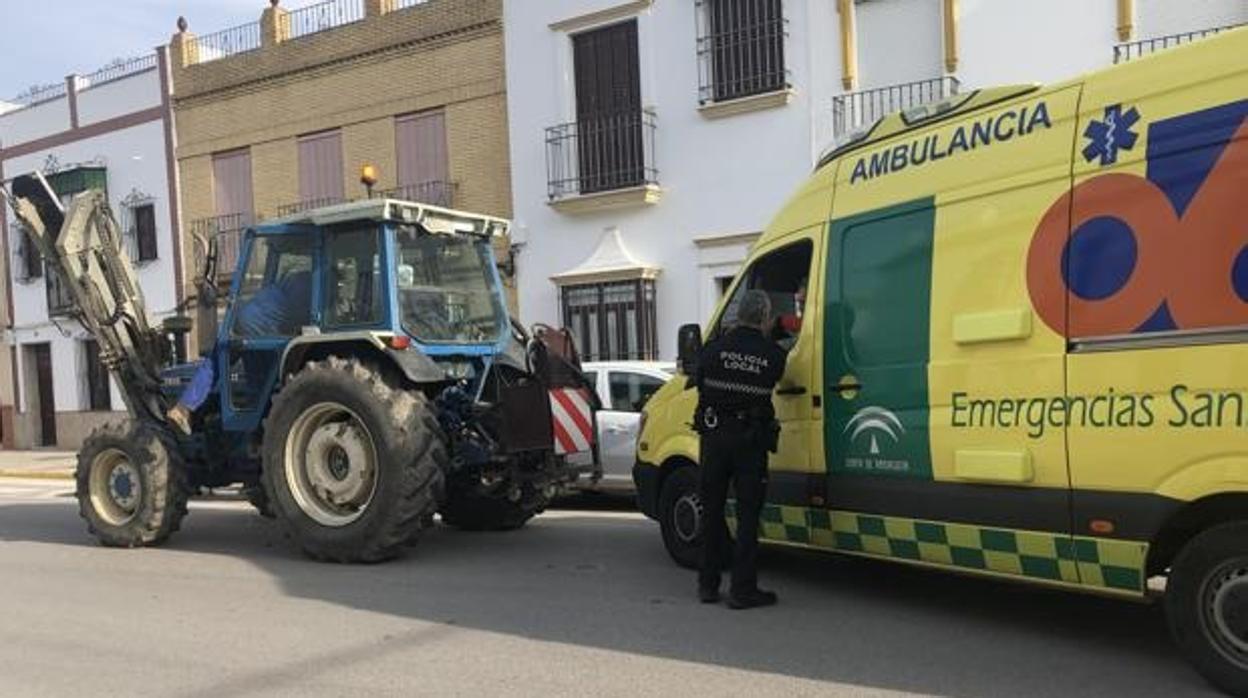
[231,235,316,338]
[394,225,506,344]
[714,240,813,350]
[325,227,381,327]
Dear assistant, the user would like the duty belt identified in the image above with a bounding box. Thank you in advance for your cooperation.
[700,406,759,430]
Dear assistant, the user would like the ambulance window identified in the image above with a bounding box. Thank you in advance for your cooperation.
[839,207,934,368]
[715,240,813,341]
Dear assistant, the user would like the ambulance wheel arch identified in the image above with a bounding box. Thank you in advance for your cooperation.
[1148,492,1248,577]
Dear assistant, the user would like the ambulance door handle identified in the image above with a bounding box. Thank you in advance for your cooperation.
[776,386,806,396]
[829,383,862,393]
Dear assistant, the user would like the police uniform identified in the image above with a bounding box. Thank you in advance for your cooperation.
[694,324,787,605]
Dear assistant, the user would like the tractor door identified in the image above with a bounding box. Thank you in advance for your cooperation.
[219,230,320,433]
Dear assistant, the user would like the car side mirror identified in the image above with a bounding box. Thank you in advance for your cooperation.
[677,323,702,376]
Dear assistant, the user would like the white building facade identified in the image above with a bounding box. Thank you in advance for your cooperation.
[0,50,184,448]
[505,0,1246,361]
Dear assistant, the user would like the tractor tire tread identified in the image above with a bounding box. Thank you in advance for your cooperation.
[76,420,190,548]
[262,356,445,563]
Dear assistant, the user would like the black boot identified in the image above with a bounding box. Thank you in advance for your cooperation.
[727,588,777,610]
[698,586,722,604]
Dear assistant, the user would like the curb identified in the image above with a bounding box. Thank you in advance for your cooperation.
[0,469,75,481]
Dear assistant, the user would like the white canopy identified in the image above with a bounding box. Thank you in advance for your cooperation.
[550,226,661,285]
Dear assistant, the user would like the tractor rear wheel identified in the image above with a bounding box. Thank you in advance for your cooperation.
[76,421,189,548]
[262,357,445,563]
[439,490,542,532]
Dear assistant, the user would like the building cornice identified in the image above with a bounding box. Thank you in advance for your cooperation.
[549,0,654,33]
[0,106,163,160]
[693,231,762,249]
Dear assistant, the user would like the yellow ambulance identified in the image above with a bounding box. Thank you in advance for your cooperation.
[633,28,1248,694]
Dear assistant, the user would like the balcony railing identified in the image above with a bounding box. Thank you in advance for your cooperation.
[380,181,457,208]
[832,76,961,141]
[81,54,158,88]
[276,196,347,217]
[1114,23,1246,63]
[10,82,67,108]
[546,109,659,201]
[189,21,262,65]
[287,0,365,40]
[191,213,252,281]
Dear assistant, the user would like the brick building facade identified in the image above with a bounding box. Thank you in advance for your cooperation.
[170,0,514,352]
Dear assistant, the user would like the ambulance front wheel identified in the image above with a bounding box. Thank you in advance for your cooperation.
[1167,521,1248,696]
[659,466,704,569]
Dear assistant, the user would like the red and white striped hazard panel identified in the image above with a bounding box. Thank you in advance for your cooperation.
[549,388,595,455]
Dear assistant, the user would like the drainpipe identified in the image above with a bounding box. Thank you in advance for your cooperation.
[1117,0,1135,41]
[837,0,858,90]
[943,0,959,74]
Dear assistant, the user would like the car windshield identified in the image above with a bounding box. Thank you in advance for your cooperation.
[395,225,507,344]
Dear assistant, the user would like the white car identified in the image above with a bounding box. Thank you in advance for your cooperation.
[568,361,676,494]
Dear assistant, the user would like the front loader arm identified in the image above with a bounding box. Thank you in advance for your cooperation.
[4,173,170,425]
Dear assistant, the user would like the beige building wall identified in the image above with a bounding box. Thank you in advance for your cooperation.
[172,0,514,334]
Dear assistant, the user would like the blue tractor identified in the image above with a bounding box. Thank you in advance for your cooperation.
[5,174,596,562]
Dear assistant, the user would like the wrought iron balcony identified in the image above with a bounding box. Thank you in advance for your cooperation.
[832,76,961,141]
[190,212,252,281]
[545,109,659,201]
[1114,23,1246,63]
[189,22,262,65]
[275,196,347,217]
[379,181,457,208]
[287,0,366,40]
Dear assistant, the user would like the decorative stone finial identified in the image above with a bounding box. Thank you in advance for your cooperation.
[270,0,280,6]
[177,16,188,32]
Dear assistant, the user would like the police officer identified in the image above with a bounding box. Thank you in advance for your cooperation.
[694,289,787,609]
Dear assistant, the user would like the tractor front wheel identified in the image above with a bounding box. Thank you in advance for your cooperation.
[262,357,445,563]
[76,421,189,548]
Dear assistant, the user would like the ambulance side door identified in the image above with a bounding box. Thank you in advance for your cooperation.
[713,233,823,514]
[822,87,1083,582]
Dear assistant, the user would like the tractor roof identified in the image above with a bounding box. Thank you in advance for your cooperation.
[262,198,511,238]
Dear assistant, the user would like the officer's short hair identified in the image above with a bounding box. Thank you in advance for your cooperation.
[737,289,772,328]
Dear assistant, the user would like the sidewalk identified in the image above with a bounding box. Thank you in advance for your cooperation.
[0,450,76,480]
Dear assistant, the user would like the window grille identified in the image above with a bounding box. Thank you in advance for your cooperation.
[560,279,657,361]
[696,0,789,104]
[120,190,159,264]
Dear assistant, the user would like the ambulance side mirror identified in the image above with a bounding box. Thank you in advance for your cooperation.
[677,323,702,377]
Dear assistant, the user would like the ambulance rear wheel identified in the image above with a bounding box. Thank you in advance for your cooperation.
[659,466,703,569]
[1167,521,1248,696]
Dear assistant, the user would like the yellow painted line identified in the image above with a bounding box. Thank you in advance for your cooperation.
[0,469,74,480]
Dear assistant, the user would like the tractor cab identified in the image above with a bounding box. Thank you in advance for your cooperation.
[210,199,515,435]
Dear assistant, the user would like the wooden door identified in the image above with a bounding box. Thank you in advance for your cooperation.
[33,344,56,446]
[573,20,643,194]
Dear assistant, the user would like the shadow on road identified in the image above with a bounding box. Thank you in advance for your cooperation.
[0,500,1214,697]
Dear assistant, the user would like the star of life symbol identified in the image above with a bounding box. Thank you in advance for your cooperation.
[1082,104,1141,166]
[844,406,905,455]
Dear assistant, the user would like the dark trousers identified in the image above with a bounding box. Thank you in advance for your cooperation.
[698,429,768,597]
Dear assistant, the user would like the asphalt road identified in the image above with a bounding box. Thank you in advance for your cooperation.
[0,481,1219,698]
